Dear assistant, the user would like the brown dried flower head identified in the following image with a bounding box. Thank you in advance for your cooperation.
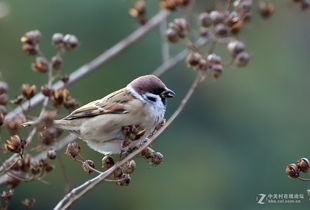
[41,85,53,97]
[117,174,131,186]
[47,149,57,160]
[63,34,79,51]
[22,44,38,55]
[286,163,300,178]
[39,127,62,145]
[102,155,115,169]
[22,199,36,210]
[1,190,14,200]
[21,84,37,100]
[4,135,26,154]
[129,0,145,17]
[32,57,49,73]
[259,2,275,18]
[296,158,310,173]
[51,56,63,70]
[21,30,41,45]
[65,142,81,158]
[0,81,8,94]
[52,33,64,48]
[123,160,136,174]
[52,88,70,105]
[0,93,8,105]
[4,115,26,135]
[82,160,95,174]
[151,152,164,165]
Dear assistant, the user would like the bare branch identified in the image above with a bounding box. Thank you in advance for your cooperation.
[5,10,170,121]
[54,73,205,210]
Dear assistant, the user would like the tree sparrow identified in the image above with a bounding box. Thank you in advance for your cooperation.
[26,75,174,155]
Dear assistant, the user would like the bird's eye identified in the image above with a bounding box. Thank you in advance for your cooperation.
[147,96,156,102]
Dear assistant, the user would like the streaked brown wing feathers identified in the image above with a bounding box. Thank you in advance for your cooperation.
[63,89,132,120]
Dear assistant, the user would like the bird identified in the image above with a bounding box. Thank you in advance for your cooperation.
[24,75,175,155]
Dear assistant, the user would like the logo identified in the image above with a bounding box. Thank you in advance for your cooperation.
[256,192,306,205]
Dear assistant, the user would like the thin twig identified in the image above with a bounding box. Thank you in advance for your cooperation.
[53,73,205,210]
[153,38,208,76]
[5,10,170,121]
[160,16,170,62]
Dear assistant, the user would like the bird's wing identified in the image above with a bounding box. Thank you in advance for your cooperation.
[62,88,135,120]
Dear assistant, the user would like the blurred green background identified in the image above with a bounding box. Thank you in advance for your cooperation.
[0,0,310,209]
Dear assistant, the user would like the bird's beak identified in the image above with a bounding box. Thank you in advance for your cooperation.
[161,88,175,98]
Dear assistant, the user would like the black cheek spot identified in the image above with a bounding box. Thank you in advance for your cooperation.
[147,96,157,102]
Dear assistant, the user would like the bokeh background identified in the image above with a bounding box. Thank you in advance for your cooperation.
[0,0,310,209]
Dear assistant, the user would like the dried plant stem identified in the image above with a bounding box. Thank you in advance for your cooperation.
[5,10,170,121]
[153,38,208,76]
[54,73,204,210]
[160,17,170,62]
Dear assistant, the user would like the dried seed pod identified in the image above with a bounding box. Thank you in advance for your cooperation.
[4,135,26,154]
[52,88,70,105]
[160,0,177,11]
[234,0,252,14]
[45,163,54,172]
[286,163,300,178]
[113,167,123,178]
[51,56,63,70]
[63,34,79,51]
[230,21,244,35]
[212,64,224,79]
[296,158,310,173]
[227,40,245,57]
[1,190,14,200]
[41,85,53,97]
[21,84,36,100]
[207,53,222,65]
[20,30,41,45]
[22,199,35,210]
[40,127,62,145]
[151,152,164,165]
[47,149,57,160]
[0,81,8,94]
[32,57,49,73]
[123,160,136,174]
[199,12,212,27]
[40,111,56,127]
[174,18,188,31]
[4,115,25,135]
[17,154,31,172]
[82,160,95,174]
[186,52,201,67]
[63,97,79,110]
[52,33,64,48]
[259,2,274,18]
[214,23,229,38]
[129,0,145,17]
[22,44,38,55]
[60,75,70,84]
[30,162,41,175]
[199,27,209,37]
[0,93,8,105]
[65,142,81,158]
[166,28,179,43]
[117,174,131,186]
[141,147,154,159]
[209,10,225,25]
[235,51,250,67]
[102,155,115,169]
